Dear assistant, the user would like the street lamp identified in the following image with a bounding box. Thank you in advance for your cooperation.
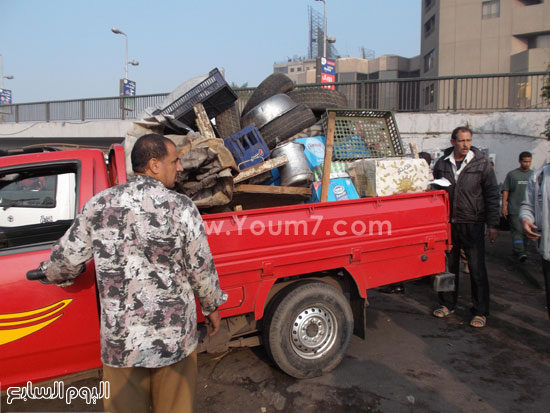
[111,27,139,80]
[0,54,14,89]
[314,0,327,58]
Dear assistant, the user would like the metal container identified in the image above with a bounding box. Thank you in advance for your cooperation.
[271,141,313,187]
[241,94,297,130]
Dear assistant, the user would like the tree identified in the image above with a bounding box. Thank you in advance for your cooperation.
[230,82,249,89]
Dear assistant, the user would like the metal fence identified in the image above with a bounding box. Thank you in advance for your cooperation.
[0,72,548,123]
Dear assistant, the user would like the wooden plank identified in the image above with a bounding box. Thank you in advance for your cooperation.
[193,103,218,140]
[235,184,311,196]
[231,184,312,210]
[320,111,336,202]
[233,155,288,184]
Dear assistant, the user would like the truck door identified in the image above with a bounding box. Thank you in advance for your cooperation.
[0,157,101,387]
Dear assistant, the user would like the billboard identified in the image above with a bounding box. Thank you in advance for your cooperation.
[119,79,136,112]
[0,89,12,105]
[317,57,336,90]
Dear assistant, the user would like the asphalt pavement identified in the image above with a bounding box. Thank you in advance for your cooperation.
[2,230,549,412]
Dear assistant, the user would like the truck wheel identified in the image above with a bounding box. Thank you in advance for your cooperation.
[241,73,295,118]
[215,103,241,139]
[264,281,353,378]
[287,88,348,115]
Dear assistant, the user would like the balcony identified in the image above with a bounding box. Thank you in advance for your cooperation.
[513,3,547,35]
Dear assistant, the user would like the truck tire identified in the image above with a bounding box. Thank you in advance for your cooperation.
[263,280,354,379]
[215,103,241,139]
[287,88,348,115]
[241,73,295,117]
[260,105,317,149]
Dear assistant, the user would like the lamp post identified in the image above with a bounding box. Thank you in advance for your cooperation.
[314,0,327,58]
[111,27,139,80]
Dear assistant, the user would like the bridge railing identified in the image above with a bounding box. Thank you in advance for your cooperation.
[0,72,548,123]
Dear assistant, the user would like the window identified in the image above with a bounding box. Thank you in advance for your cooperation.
[297,67,302,72]
[274,67,288,74]
[290,67,295,72]
[482,0,500,19]
[0,166,77,250]
[518,0,543,5]
[424,49,435,73]
[424,15,436,38]
[425,0,434,12]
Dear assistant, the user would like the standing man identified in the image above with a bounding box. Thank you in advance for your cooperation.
[432,126,500,328]
[520,163,550,319]
[502,151,533,262]
[42,134,227,412]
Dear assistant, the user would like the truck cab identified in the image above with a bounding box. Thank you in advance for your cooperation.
[0,148,118,387]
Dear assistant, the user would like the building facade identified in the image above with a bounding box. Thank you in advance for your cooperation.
[421,0,550,110]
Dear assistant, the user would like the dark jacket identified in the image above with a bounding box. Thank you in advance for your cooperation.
[433,146,500,228]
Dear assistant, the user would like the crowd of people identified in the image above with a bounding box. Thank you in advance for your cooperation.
[379,127,548,330]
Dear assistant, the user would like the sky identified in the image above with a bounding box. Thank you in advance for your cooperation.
[1,0,421,103]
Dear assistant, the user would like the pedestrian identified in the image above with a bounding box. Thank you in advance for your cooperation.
[41,133,227,412]
[432,126,499,328]
[519,163,550,319]
[418,151,432,170]
[502,151,533,262]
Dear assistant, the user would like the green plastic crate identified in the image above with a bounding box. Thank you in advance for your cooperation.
[321,109,404,160]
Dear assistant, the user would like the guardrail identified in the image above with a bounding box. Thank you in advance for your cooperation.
[0,72,548,123]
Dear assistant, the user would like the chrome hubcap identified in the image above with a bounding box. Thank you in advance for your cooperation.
[290,305,338,359]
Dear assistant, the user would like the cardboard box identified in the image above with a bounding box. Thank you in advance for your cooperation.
[348,158,430,197]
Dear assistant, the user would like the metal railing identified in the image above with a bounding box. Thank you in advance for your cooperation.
[0,72,548,123]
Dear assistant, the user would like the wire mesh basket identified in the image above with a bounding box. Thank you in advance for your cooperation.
[321,109,404,160]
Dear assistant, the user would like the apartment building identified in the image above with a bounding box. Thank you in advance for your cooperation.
[421,0,550,109]
[422,0,550,77]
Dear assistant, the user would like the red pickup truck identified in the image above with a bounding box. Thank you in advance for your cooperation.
[0,145,450,386]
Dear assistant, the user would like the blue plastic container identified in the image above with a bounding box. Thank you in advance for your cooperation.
[224,125,270,170]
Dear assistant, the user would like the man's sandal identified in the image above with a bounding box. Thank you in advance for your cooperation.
[433,306,454,318]
[470,315,486,328]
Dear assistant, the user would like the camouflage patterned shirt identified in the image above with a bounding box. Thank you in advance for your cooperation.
[43,174,227,368]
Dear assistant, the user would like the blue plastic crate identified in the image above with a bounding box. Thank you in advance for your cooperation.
[154,68,237,127]
[224,125,270,170]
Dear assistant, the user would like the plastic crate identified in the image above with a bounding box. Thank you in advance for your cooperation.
[321,109,404,160]
[154,68,237,127]
[224,125,270,170]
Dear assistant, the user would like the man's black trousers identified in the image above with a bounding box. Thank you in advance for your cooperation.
[439,223,490,316]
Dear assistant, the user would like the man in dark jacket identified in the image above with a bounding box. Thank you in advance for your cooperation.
[432,126,499,328]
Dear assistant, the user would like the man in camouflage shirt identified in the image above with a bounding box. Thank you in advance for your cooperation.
[42,134,227,412]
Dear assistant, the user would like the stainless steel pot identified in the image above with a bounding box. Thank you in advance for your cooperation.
[241,94,297,130]
[272,141,313,187]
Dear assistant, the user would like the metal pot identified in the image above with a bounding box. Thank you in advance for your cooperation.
[272,141,313,187]
[241,94,297,130]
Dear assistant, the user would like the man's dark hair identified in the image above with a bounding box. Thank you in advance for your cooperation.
[418,151,432,166]
[519,151,532,161]
[451,126,473,140]
[131,134,175,173]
